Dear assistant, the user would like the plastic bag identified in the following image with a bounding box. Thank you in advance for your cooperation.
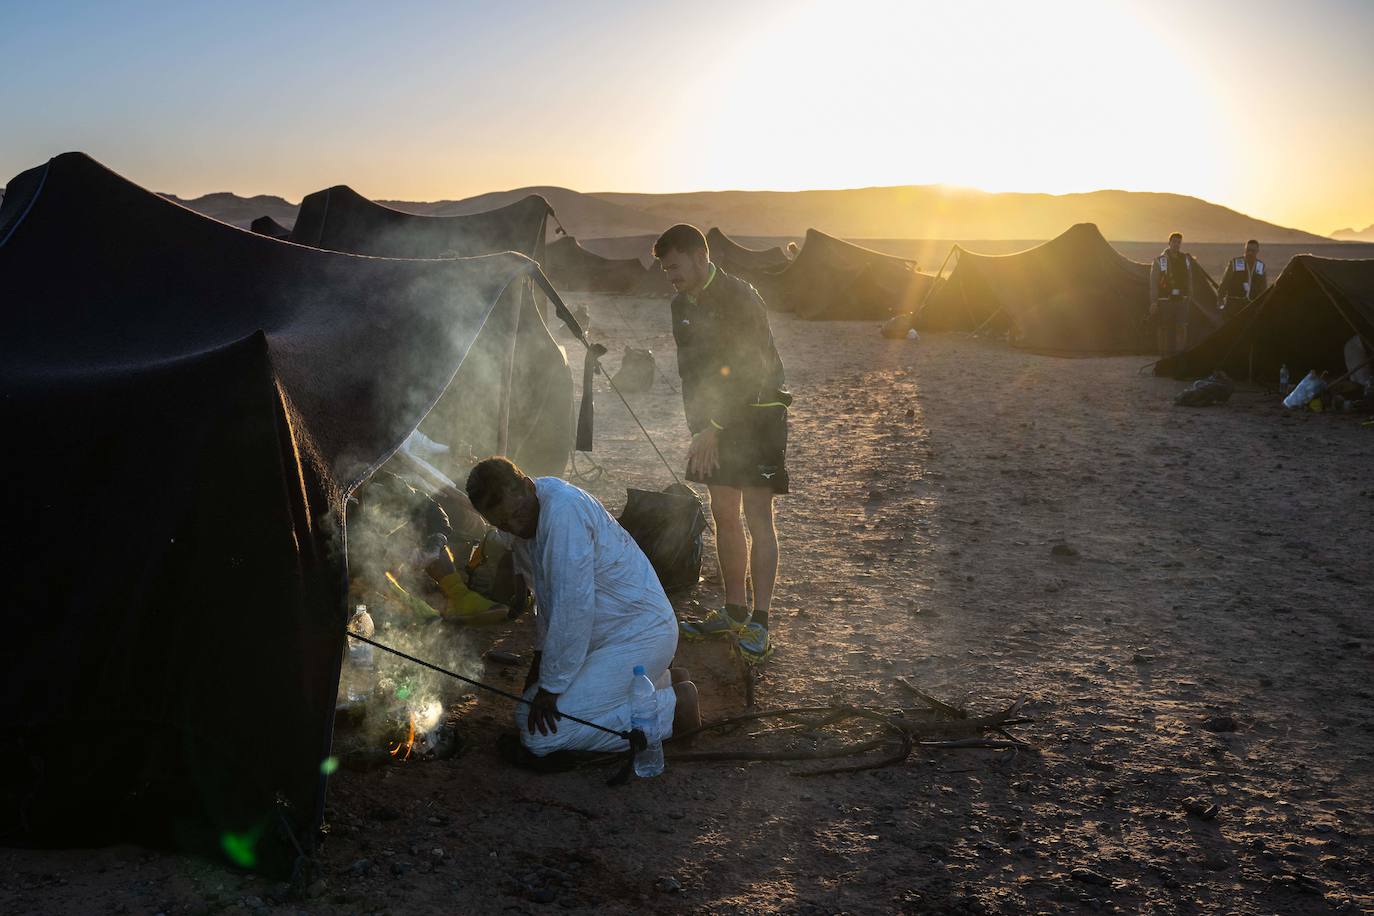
[1283,370,1325,409]
[617,483,706,593]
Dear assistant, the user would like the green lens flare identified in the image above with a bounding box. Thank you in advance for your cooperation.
[220,828,260,868]
[320,756,340,775]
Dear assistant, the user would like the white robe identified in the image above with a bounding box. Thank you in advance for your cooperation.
[510,477,678,755]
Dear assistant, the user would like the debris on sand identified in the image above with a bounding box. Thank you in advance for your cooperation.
[1201,715,1239,733]
[1182,797,1220,820]
[1050,543,1078,558]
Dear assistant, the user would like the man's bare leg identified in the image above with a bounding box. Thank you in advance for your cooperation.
[707,484,749,610]
[742,487,779,622]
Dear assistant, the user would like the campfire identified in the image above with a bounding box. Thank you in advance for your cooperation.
[335,606,464,768]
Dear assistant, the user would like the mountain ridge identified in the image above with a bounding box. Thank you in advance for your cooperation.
[160,183,1332,244]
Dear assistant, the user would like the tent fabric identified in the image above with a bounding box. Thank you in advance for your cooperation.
[289,184,552,261]
[759,228,934,321]
[249,214,292,239]
[544,235,668,295]
[287,183,574,477]
[1154,255,1374,381]
[0,152,570,873]
[915,223,1219,355]
[706,227,791,289]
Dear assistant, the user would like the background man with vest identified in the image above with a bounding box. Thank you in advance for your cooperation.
[1216,239,1267,316]
[1149,231,1193,356]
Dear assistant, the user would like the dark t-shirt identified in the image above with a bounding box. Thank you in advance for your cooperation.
[670,267,787,435]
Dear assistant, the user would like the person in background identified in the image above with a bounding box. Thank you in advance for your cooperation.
[1149,231,1194,356]
[785,241,799,260]
[653,223,791,665]
[1217,239,1267,315]
[465,457,700,756]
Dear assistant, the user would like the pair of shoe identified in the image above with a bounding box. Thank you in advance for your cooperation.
[679,606,773,663]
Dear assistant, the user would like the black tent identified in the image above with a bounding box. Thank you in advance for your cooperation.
[706,227,791,288]
[544,235,668,295]
[0,152,583,874]
[289,184,552,261]
[759,228,933,320]
[287,184,573,477]
[915,223,1219,355]
[249,214,292,240]
[1154,256,1374,381]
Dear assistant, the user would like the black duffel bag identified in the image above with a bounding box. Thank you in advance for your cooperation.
[617,483,706,593]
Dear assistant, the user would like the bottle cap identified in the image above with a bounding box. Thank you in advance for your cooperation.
[633,665,646,676]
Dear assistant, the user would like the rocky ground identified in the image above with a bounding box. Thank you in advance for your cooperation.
[3,292,1372,914]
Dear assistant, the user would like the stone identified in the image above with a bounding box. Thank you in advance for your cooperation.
[1202,715,1239,733]
[654,876,683,893]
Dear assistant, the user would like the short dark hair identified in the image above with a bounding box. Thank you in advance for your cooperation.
[1168,232,1183,243]
[653,224,708,260]
[1245,239,1259,247]
[465,456,526,514]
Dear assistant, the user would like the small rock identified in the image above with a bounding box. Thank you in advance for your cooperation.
[431,847,445,861]
[1051,543,1078,558]
[1202,715,1239,733]
[242,898,265,909]
[1085,759,1116,772]
[1182,797,1220,820]
[529,887,557,904]
[369,804,401,821]
[390,862,411,877]
[1069,867,1111,886]
[904,408,915,419]
[348,858,371,876]
[305,879,327,898]
[654,876,683,894]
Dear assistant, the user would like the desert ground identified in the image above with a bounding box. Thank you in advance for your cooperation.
[2,292,1372,915]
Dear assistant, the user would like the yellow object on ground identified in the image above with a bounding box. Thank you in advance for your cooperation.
[437,572,501,622]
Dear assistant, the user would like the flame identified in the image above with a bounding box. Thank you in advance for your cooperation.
[389,712,416,761]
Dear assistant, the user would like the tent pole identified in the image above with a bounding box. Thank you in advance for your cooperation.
[910,244,959,324]
[497,281,526,456]
[972,305,1005,338]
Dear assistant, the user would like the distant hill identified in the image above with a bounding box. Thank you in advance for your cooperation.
[1331,223,1374,242]
[587,186,1330,244]
[159,191,297,229]
[162,183,1330,244]
[380,186,666,237]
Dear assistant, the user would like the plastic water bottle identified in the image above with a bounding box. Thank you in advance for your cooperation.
[1279,364,1290,394]
[629,665,665,777]
[348,605,375,668]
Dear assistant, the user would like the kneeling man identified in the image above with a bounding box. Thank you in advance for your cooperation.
[466,457,700,756]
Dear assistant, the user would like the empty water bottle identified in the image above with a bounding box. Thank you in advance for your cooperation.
[629,665,665,777]
[1279,363,1290,394]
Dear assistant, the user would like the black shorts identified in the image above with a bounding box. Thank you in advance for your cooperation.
[688,405,790,493]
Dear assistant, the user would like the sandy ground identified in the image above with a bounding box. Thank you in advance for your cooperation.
[3,292,1373,915]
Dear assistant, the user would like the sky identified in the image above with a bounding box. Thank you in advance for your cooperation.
[2,0,1372,235]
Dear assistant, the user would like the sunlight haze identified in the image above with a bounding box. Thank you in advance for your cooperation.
[2,0,1370,235]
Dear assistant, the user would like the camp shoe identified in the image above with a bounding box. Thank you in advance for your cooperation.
[679,607,751,641]
[737,622,773,664]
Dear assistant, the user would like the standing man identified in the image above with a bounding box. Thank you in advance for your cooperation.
[1149,231,1194,356]
[1216,239,1267,316]
[654,224,791,664]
